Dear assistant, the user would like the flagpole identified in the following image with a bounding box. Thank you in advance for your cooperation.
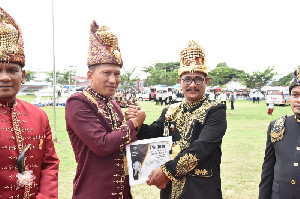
[52,0,57,142]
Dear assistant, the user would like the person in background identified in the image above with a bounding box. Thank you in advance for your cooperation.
[65,21,145,199]
[229,91,235,110]
[220,91,227,108]
[267,97,274,115]
[208,90,216,102]
[256,91,260,104]
[0,7,59,199]
[156,91,161,105]
[168,89,173,105]
[259,65,300,199]
[162,91,167,105]
[252,91,256,103]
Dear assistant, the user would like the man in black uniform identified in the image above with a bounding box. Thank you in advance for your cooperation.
[126,41,227,199]
[259,65,300,199]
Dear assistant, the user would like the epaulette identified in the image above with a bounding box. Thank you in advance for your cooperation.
[270,115,287,143]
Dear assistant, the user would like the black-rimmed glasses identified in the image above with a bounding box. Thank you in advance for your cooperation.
[181,77,205,85]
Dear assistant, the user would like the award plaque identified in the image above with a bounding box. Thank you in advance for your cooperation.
[126,136,172,186]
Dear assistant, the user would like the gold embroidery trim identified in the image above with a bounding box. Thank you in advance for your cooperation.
[270,115,287,143]
[175,153,199,176]
[39,139,43,150]
[166,99,217,150]
[295,115,300,123]
[171,177,186,199]
[11,101,31,199]
[161,164,186,199]
[161,164,176,182]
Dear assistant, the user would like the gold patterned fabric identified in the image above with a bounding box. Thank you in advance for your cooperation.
[0,99,59,199]
[175,153,199,176]
[178,40,207,76]
[87,20,123,67]
[0,7,25,67]
[166,97,215,151]
[295,115,300,123]
[270,115,287,143]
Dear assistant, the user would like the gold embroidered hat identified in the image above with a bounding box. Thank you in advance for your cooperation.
[87,20,123,67]
[289,65,300,93]
[0,7,25,67]
[178,40,207,76]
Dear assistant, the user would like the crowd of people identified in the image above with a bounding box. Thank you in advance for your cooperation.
[1,7,300,199]
[113,91,138,108]
[154,89,184,105]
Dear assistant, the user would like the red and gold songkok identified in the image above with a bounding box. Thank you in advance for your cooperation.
[178,40,207,76]
[0,7,25,67]
[87,20,123,67]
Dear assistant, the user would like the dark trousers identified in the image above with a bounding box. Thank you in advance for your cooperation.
[168,96,172,104]
[231,101,234,110]
[159,97,163,105]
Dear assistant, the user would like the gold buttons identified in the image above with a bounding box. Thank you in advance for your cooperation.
[297,147,300,150]
[291,180,296,184]
[294,163,299,167]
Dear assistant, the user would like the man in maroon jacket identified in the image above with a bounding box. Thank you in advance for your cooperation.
[65,21,146,199]
[0,7,59,199]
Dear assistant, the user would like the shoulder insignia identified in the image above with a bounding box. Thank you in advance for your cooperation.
[270,115,287,143]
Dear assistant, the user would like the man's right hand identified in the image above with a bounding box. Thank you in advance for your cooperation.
[125,105,140,120]
[130,109,146,128]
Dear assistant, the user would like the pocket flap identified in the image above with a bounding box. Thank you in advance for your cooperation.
[272,182,280,194]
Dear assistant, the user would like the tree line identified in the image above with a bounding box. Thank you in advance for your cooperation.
[25,68,76,85]
[25,63,292,89]
[142,62,292,89]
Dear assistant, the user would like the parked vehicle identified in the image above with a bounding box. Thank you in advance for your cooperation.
[136,87,150,101]
[265,86,291,106]
[149,86,157,100]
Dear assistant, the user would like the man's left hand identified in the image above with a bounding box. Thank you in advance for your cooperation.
[146,168,169,189]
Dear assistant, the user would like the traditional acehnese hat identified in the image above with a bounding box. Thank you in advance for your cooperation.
[178,40,207,76]
[289,65,300,93]
[87,20,123,67]
[0,7,25,67]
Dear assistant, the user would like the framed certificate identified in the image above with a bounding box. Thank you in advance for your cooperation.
[126,136,172,186]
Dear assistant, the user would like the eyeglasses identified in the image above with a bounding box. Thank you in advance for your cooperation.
[181,77,205,85]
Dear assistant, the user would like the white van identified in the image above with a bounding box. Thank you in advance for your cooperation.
[136,88,150,101]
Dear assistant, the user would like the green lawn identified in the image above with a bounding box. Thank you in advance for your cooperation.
[17,95,294,199]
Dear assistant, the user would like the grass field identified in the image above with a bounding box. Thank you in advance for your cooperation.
[17,95,294,199]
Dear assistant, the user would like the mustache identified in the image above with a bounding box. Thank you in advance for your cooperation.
[186,88,200,92]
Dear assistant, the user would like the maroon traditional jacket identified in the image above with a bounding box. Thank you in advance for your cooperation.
[0,99,59,199]
[65,88,137,199]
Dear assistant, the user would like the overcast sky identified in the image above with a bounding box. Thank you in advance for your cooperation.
[1,0,300,78]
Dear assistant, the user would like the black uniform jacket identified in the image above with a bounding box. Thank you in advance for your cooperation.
[137,98,227,199]
[259,115,300,199]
